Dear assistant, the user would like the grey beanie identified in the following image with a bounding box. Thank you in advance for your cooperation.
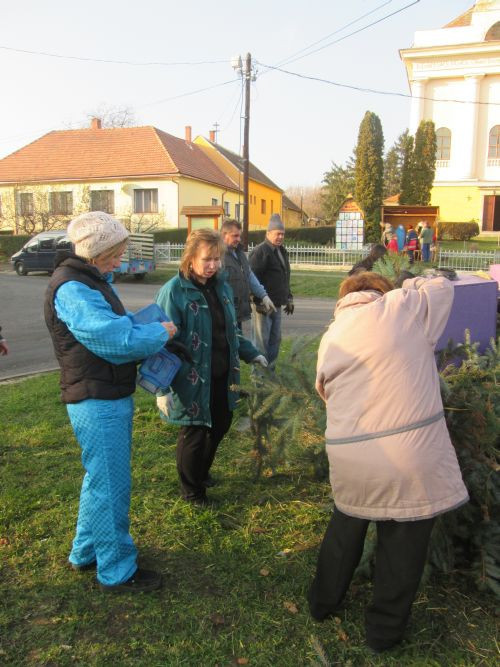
[268,214,285,231]
[67,211,129,259]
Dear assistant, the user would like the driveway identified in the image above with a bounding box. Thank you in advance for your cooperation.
[0,272,335,380]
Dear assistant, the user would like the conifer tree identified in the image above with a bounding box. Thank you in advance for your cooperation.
[354,111,384,242]
[383,129,410,199]
[321,157,355,221]
[412,120,437,205]
[399,133,415,204]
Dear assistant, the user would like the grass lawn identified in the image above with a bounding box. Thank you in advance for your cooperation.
[1,358,497,666]
[120,268,345,300]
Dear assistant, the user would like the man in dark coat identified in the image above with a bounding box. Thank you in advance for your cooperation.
[249,214,293,366]
[221,219,276,329]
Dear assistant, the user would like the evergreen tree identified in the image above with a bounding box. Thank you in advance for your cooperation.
[383,129,410,198]
[399,133,415,204]
[354,111,384,242]
[321,158,355,221]
[412,120,437,205]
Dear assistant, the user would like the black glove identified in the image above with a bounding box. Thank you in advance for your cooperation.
[165,340,193,364]
[284,297,294,315]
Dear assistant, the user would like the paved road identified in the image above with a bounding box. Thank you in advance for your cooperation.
[0,271,335,380]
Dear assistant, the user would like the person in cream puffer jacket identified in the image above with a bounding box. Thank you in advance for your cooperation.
[308,271,468,653]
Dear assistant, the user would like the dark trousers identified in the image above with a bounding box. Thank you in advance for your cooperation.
[308,508,434,650]
[176,375,232,501]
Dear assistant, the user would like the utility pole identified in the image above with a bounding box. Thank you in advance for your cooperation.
[242,52,251,249]
[212,121,220,143]
[231,52,254,249]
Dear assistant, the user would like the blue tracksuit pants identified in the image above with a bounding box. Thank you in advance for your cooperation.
[67,396,137,586]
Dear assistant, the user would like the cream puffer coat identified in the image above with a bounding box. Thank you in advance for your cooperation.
[316,276,468,521]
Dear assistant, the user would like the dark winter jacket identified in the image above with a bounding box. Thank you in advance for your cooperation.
[44,253,137,403]
[155,270,260,427]
[222,244,252,322]
[249,239,292,307]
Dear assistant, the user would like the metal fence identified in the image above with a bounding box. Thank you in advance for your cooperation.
[155,243,500,272]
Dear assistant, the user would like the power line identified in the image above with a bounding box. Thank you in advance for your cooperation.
[260,0,420,74]
[275,0,394,68]
[221,78,244,132]
[256,63,500,106]
[138,79,237,109]
[0,44,228,67]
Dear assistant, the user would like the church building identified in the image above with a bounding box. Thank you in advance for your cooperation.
[400,1,500,230]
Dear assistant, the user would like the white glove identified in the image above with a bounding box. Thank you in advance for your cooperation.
[156,392,174,416]
[262,295,277,314]
[252,355,268,368]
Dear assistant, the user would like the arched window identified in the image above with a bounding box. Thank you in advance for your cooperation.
[436,127,451,160]
[488,125,500,158]
[485,22,500,41]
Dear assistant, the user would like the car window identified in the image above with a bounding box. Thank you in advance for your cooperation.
[25,241,39,253]
[39,239,55,251]
[56,237,71,250]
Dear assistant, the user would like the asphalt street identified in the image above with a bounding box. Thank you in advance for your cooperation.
[0,271,335,380]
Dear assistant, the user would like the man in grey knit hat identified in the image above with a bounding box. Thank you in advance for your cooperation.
[249,214,293,366]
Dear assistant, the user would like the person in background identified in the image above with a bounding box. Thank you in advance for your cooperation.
[396,224,406,252]
[419,221,434,263]
[386,232,399,254]
[405,225,419,265]
[156,228,266,506]
[348,244,387,276]
[249,214,293,367]
[220,219,276,329]
[44,212,176,594]
[309,271,468,653]
[381,223,394,247]
[0,326,8,355]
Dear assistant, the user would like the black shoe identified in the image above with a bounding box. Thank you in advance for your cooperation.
[99,568,162,594]
[185,495,210,507]
[366,639,402,654]
[71,560,97,572]
[202,474,217,488]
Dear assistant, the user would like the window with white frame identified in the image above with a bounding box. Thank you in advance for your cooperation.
[20,192,34,216]
[134,189,158,213]
[211,198,218,206]
[224,201,230,216]
[488,125,500,159]
[91,190,115,214]
[50,191,73,215]
[436,127,451,161]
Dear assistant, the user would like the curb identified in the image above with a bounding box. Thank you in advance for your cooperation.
[0,367,59,384]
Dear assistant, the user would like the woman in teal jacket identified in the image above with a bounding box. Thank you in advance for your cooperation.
[156,229,267,504]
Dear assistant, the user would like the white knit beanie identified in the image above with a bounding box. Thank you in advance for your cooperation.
[67,212,129,259]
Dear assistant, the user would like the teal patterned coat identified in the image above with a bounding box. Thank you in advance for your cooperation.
[155,270,260,427]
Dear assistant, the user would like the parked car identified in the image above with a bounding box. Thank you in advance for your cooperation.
[11,230,155,279]
[11,231,70,276]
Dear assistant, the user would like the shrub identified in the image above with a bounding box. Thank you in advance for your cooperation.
[0,234,32,258]
[153,226,336,246]
[246,334,500,595]
[438,222,480,241]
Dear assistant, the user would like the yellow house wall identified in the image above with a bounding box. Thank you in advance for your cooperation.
[430,185,482,223]
[194,137,241,188]
[249,180,282,229]
[178,177,240,228]
[0,178,181,232]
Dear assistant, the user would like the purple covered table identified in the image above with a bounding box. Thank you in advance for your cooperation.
[436,274,498,353]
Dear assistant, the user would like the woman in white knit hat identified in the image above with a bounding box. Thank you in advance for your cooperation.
[44,211,176,593]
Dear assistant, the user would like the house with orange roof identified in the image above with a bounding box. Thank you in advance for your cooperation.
[194,132,283,229]
[0,120,241,233]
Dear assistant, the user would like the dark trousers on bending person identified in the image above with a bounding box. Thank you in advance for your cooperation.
[308,508,434,651]
[176,374,232,502]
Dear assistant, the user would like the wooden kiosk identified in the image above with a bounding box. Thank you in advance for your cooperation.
[181,206,224,234]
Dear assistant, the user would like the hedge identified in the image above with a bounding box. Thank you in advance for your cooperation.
[438,222,480,241]
[153,226,336,246]
[0,235,32,258]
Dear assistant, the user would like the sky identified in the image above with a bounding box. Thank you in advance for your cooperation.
[0,0,473,189]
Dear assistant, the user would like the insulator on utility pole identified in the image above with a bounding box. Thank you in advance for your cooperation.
[242,52,251,250]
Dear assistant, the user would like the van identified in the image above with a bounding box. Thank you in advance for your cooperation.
[11,230,71,276]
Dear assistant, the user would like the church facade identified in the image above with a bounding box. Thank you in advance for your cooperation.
[400,1,500,230]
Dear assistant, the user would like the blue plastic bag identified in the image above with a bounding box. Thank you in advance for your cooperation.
[132,304,181,394]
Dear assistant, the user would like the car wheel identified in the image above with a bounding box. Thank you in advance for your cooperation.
[15,261,28,276]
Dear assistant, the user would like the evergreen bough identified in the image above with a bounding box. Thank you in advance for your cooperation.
[244,332,499,596]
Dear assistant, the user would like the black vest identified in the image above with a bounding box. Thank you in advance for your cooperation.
[222,245,252,322]
[44,253,137,404]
